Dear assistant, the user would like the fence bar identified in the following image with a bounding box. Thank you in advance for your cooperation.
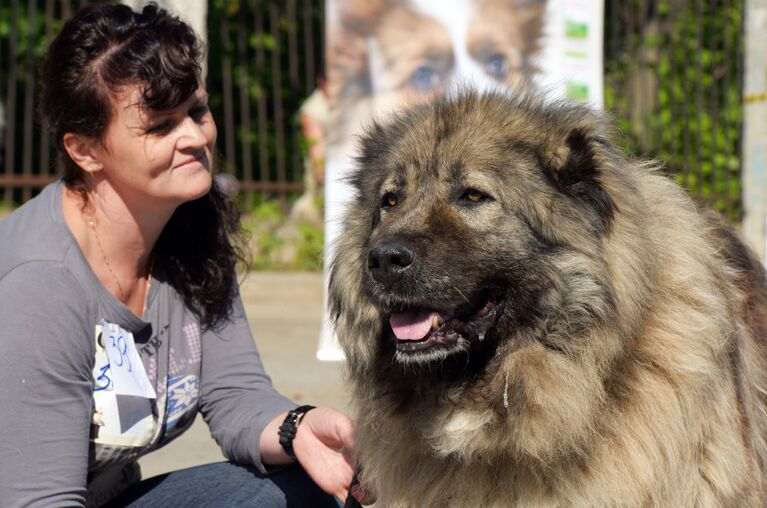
[721,0,733,201]
[733,0,745,202]
[220,6,235,171]
[669,5,683,179]
[238,180,303,192]
[288,0,299,89]
[708,0,720,199]
[653,4,664,165]
[22,0,37,202]
[269,4,286,187]
[254,0,269,195]
[623,1,633,149]
[0,0,4,192]
[0,175,56,187]
[287,0,302,185]
[4,0,19,205]
[236,8,254,205]
[694,0,704,197]
[638,4,648,155]
[680,2,692,189]
[302,0,315,95]
[319,0,325,75]
[40,0,55,179]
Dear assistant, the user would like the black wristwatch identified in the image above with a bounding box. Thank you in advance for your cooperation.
[278,405,315,460]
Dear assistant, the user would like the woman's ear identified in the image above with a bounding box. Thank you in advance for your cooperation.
[62,133,103,174]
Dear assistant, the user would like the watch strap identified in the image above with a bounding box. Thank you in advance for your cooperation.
[278,404,315,460]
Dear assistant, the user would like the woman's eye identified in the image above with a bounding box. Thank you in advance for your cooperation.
[382,192,398,207]
[190,105,209,121]
[147,120,173,135]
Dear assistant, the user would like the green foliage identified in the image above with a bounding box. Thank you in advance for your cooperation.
[0,2,61,197]
[242,199,324,271]
[0,4,60,63]
[294,221,324,271]
[207,0,323,193]
[250,199,285,222]
[604,0,743,220]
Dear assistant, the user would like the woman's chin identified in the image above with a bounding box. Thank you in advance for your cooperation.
[173,170,214,203]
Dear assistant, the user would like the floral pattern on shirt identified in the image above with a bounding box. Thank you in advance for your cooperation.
[165,375,200,430]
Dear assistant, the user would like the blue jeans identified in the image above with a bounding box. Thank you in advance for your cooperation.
[107,461,340,507]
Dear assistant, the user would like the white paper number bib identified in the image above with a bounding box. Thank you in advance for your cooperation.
[96,320,157,399]
[91,320,157,447]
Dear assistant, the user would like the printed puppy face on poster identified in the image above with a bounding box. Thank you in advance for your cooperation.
[317,0,604,360]
[324,0,602,160]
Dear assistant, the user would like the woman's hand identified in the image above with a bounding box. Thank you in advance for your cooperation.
[292,407,356,501]
[261,406,375,503]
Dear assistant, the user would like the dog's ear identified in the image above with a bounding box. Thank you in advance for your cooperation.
[351,119,401,218]
[544,127,616,234]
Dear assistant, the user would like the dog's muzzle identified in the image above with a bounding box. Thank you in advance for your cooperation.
[367,242,415,287]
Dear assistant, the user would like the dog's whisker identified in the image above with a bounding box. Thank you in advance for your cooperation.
[503,370,509,409]
[454,287,471,305]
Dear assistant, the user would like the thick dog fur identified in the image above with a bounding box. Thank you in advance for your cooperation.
[329,92,767,506]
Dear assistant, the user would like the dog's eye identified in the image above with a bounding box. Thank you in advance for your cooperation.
[460,188,490,204]
[382,192,398,207]
[484,53,508,79]
[408,65,441,92]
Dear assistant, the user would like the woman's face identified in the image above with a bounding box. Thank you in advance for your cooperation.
[93,84,217,207]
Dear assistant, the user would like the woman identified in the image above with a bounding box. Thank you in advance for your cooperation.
[0,3,357,507]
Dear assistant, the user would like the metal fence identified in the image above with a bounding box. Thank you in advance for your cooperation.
[0,0,745,216]
[604,0,744,219]
[207,0,324,205]
[0,0,324,207]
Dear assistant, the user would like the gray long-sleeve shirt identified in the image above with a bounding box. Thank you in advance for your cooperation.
[0,182,296,507]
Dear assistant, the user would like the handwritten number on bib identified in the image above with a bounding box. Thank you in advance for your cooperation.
[94,363,112,391]
[97,321,157,399]
[108,332,132,373]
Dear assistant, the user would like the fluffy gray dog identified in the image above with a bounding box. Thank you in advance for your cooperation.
[330,91,767,507]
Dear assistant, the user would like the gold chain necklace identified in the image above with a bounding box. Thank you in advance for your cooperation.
[85,206,152,308]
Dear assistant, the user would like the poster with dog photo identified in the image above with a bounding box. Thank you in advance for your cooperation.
[318,0,604,360]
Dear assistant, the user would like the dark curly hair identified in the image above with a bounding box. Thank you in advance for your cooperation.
[40,2,245,330]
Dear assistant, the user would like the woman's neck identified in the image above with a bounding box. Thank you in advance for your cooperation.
[61,183,174,315]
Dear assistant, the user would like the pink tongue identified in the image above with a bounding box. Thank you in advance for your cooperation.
[390,310,439,341]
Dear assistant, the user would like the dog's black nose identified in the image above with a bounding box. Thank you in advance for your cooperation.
[368,243,414,285]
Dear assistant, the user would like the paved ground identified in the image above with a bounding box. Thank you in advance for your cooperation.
[138,271,349,479]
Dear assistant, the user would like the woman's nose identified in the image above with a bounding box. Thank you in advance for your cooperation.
[177,116,212,149]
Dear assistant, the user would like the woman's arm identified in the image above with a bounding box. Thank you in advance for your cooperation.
[198,289,363,501]
[0,263,94,507]
[197,291,297,469]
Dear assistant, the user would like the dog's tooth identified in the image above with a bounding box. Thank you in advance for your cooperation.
[432,314,440,329]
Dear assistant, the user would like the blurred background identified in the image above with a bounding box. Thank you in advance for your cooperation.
[0,0,751,232]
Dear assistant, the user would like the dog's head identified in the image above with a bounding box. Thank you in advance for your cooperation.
[332,92,626,370]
